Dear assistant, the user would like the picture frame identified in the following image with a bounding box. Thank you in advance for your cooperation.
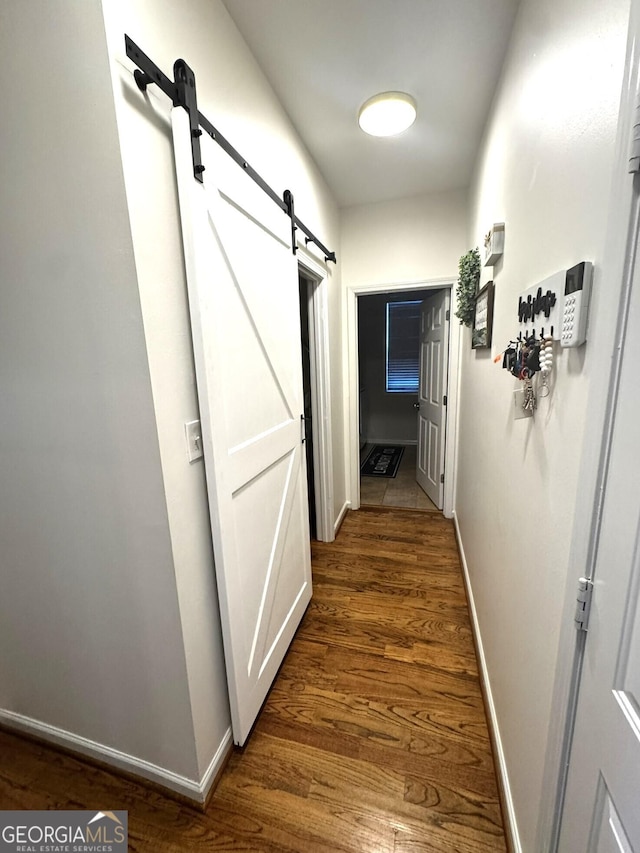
[472,281,494,349]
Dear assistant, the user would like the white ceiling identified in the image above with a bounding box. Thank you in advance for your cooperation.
[221,0,519,208]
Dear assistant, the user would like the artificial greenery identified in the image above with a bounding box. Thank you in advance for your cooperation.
[455,248,481,327]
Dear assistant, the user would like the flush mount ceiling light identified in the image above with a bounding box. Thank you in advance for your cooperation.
[358,91,417,137]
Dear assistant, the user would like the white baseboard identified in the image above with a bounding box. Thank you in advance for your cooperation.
[334,500,350,535]
[197,728,234,802]
[452,513,522,853]
[0,707,232,804]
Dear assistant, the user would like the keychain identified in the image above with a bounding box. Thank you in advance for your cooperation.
[538,335,554,397]
[497,330,552,412]
[523,374,536,412]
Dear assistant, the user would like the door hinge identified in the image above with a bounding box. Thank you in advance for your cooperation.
[300,413,306,444]
[575,577,594,631]
[443,395,447,406]
[445,309,450,321]
[630,100,640,173]
[440,473,445,484]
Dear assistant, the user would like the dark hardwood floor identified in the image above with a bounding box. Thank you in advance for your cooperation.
[0,507,506,852]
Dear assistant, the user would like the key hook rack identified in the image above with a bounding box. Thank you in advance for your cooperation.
[125,36,337,264]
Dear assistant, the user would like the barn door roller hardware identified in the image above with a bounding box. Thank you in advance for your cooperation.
[125,36,337,264]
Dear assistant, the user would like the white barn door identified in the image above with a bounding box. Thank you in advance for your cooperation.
[172,110,312,745]
[416,290,450,509]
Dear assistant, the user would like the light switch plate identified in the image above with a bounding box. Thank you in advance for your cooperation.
[184,419,203,462]
[513,389,533,420]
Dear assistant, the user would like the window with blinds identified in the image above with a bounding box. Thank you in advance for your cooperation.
[385,300,422,393]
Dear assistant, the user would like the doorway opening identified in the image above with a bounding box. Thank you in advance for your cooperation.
[357,288,449,511]
[297,258,335,542]
[346,278,459,517]
[299,272,317,538]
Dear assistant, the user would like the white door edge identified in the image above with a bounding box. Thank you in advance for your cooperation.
[416,290,451,509]
[538,3,640,847]
[345,278,458,517]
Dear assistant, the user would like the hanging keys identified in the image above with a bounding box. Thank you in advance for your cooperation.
[538,336,554,397]
[523,375,537,412]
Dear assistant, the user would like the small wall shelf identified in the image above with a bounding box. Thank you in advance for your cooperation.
[484,222,505,266]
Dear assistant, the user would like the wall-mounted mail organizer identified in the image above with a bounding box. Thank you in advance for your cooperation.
[517,262,592,346]
[495,262,593,417]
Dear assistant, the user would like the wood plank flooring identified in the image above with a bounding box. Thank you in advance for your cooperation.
[0,507,506,852]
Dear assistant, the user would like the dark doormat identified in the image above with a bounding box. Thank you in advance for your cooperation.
[361,445,405,478]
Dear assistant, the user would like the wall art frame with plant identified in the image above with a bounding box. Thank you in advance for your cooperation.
[455,247,481,327]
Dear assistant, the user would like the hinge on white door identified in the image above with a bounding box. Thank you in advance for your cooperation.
[445,309,450,321]
[629,100,640,172]
[575,577,594,631]
[443,395,447,406]
[440,473,445,484]
[300,414,306,444]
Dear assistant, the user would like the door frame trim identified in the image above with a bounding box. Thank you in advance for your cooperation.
[297,248,335,542]
[345,277,459,517]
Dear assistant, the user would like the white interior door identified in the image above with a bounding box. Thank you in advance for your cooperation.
[172,110,312,746]
[559,215,640,848]
[416,290,450,509]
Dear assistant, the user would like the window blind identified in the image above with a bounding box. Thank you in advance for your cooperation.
[386,300,421,393]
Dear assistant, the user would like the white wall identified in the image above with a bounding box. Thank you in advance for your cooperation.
[456,0,630,847]
[0,0,198,781]
[341,189,468,287]
[340,190,468,507]
[100,0,344,776]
